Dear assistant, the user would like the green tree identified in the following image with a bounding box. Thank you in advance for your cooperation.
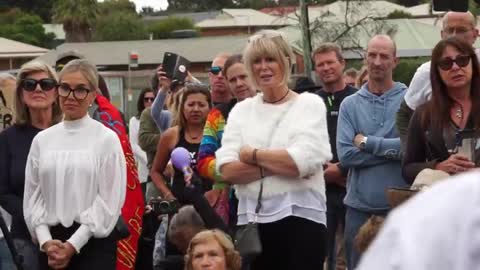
[0,9,55,48]
[148,16,197,39]
[98,0,137,15]
[386,10,414,19]
[2,0,54,22]
[53,0,98,42]
[94,12,148,41]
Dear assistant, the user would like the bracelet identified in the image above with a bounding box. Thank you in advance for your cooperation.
[259,166,265,179]
[252,149,258,164]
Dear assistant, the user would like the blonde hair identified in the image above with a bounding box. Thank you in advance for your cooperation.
[14,61,62,126]
[243,29,293,90]
[185,229,241,270]
[58,59,99,92]
[356,66,368,88]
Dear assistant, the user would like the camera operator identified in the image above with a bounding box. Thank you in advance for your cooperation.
[137,172,230,270]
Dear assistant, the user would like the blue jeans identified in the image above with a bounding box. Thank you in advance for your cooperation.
[344,207,387,270]
[0,238,14,270]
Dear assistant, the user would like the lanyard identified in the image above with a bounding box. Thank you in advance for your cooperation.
[327,95,335,108]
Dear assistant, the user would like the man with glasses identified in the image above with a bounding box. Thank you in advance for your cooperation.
[397,11,479,148]
[208,53,232,105]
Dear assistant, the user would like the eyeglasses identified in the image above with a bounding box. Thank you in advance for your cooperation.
[144,97,155,102]
[438,55,471,71]
[444,27,474,36]
[21,78,57,92]
[209,66,222,75]
[57,83,92,100]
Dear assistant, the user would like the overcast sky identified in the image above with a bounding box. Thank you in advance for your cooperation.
[131,0,168,11]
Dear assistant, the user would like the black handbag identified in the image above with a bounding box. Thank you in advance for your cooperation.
[110,216,130,241]
[234,180,263,263]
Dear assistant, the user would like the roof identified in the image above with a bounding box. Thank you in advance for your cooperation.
[35,35,250,66]
[0,37,48,58]
[142,11,220,24]
[303,0,410,23]
[406,3,444,17]
[279,18,448,58]
[196,8,295,28]
[260,6,298,16]
[43,24,66,40]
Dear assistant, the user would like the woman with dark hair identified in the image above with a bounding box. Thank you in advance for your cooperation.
[403,37,479,184]
[150,84,212,203]
[130,88,156,189]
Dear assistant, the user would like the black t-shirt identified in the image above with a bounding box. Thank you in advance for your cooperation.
[316,85,357,190]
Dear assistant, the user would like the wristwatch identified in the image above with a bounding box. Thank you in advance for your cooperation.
[359,136,368,150]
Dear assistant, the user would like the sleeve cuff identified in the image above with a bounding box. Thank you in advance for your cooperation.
[365,136,380,154]
[67,224,93,253]
[286,147,308,177]
[35,225,52,252]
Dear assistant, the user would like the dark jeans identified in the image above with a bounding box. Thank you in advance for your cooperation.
[13,238,39,270]
[251,216,327,270]
[326,189,346,270]
[39,223,116,270]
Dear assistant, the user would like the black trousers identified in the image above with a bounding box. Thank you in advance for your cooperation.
[39,223,116,270]
[251,216,327,270]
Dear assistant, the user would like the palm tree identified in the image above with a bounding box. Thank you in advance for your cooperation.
[53,0,98,42]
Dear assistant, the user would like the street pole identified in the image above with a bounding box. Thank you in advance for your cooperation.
[300,0,313,79]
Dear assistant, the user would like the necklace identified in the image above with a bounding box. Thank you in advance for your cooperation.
[186,130,202,140]
[263,89,290,104]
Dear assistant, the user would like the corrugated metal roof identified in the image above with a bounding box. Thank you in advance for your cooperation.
[406,3,444,17]
[196,8,295,28]
[0,37,48,57]
[279,18,449,58]
[35,35,250,66]
[303,1,410,23]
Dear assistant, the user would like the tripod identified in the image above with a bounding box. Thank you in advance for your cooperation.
[0,213,23,270]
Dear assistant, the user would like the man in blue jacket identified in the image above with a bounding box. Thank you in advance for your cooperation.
[337,35,409,269]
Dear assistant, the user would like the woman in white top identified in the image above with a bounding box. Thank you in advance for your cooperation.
[130,88,155,194]
[23,59,126,270]
[216,30,332,270]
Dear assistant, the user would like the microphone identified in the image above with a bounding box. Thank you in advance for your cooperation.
[171,147,193,178]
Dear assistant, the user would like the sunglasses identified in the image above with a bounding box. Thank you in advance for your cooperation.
[57,83,92,100]
[21,78,57,92]
[438,55,471,71]
[144,97,155,102]
[209,66,222,75]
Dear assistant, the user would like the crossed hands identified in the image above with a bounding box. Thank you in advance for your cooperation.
[42,240,76,269]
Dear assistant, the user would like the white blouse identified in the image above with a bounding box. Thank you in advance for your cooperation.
[23,115,126,253]
[129,116,149,183]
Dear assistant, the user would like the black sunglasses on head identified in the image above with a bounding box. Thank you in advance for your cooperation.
[438,55,471,71]
[209,66,222,75]
[21,78,57,92]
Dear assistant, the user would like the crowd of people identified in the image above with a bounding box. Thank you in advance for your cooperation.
[0,9,479,270]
